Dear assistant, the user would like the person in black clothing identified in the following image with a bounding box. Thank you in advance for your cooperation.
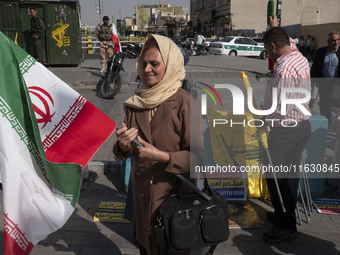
[30,7,45,62]
[310,31,340,126]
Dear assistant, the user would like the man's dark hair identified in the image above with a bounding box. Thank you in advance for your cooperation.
[29,7,36,11]
[263,27,290,49]
[103,16,109,21]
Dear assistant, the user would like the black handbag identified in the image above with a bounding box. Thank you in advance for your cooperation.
[155,174,229,255]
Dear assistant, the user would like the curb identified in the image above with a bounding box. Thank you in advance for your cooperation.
[85,160,121,176]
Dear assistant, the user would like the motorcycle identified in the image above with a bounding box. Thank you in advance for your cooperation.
[126,42,144,59]
[193,42,207,56]
[97,43,125,99]
[181,39,207,56]
[181,39,194,56]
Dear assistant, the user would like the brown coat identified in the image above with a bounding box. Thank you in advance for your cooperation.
[113,88,205,254]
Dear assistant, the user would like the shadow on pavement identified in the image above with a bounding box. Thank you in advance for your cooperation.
[89,71,103,79]
[34,182,125,254]
[233,230,339,255]
[231,200,339,255]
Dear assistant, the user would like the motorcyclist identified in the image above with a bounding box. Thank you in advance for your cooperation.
[194,32,206,52]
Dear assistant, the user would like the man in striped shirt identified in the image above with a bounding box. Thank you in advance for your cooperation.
[262,17,311,243]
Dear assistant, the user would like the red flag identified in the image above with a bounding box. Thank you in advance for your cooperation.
[111,16,122,53]
[0,32,116,255]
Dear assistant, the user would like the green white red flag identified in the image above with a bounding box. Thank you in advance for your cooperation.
[0,31,116,254]
[111,16,122,53]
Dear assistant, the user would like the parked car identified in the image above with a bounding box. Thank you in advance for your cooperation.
[209,36,267,59]
[203,38,214,50]
[252,37,264,46]
[206,37,223,51]
[211,37,224,42]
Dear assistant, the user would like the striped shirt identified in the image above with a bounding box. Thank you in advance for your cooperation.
[264,43,311,127]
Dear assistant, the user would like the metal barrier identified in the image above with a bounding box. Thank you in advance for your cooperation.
[81,36,100,54]
[81,36,144,54]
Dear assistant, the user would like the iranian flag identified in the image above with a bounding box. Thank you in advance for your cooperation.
[111,16,122,53]
[0,31,116,254]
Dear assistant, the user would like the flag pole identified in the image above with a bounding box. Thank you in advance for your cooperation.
[241,71,286,213]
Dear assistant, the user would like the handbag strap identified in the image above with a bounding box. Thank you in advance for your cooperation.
[175,174,212,201]
[155,219,169,255]
[129,136,211,200]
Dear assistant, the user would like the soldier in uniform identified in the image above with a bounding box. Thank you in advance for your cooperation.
[97,16,114,73]
[29,7,45,63]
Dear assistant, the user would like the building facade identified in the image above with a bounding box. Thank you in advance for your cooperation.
[134,4,189,38]
[190,0,340,41]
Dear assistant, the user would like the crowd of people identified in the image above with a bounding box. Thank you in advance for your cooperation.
[294,34,318,61]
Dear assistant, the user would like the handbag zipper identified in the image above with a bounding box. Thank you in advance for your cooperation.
[176,209,195,220]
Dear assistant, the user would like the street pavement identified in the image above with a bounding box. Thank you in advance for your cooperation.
[1,54,340,254]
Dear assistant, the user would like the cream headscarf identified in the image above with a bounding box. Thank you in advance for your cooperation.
[124,34,185,110]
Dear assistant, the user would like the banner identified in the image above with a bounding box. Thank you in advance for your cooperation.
[313,199,340,214]
[206,107,270,199]
[0,31,116,254]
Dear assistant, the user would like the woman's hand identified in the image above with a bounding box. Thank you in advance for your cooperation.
[135,137,170,163]
[116,123,138,153]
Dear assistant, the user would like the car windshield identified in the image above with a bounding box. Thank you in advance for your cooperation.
[222,36,233,42]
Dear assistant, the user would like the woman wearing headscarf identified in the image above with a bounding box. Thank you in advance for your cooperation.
[113,34,205,254]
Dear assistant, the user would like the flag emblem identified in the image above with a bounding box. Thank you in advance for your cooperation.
[28,86,55,129]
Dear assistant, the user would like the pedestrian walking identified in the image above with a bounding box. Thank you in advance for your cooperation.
[97,16,114,73]
[262,16,311,244]
[306,35,312,60]
[309,37,317,61]
[298,35,306,57]
[29,7,45,63]
[293,34,299,47]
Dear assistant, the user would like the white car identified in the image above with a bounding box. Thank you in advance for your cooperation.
[203,38,214,47]
[252,37,264,46]
[209,36,267,59]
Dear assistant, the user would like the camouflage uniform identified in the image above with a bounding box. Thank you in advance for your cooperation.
[97,24,114,64]
[30,15,45,62]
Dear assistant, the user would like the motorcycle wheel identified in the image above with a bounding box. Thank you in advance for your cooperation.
[98,72,122,99]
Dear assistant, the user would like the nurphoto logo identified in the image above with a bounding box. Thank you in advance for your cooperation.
[199,83,311,128]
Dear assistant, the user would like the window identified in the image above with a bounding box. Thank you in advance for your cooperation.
[222,36,233,42]
[244,38,256,45]
[235,38,245,44]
